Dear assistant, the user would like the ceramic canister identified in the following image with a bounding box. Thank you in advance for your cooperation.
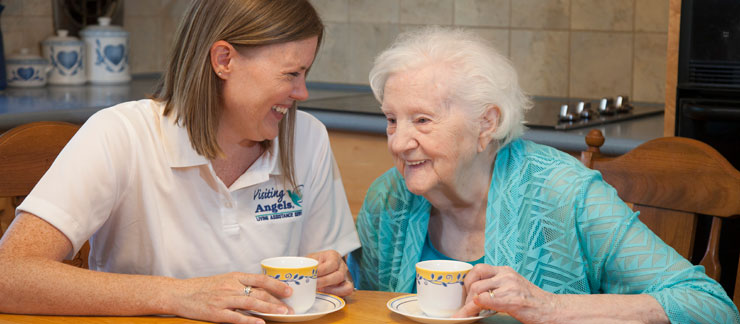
[6,48,51,87]
[42,29,86,85]
[80,17,130,84]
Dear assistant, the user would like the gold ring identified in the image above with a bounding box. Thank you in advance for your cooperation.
[488,290,494,298]
[244,285,252,297]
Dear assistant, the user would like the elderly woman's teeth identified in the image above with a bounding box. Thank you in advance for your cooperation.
[271,105,288,114]
[407,160,425,166]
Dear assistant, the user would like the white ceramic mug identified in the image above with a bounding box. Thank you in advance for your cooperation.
[415,260,473,318]
[261,256,318,314]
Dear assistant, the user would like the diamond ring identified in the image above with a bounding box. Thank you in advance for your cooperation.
[244,285,252,297]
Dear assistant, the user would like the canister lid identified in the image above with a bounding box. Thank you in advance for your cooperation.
[42,29,84,45]
[7,48,48,65]
[80,16,129,37]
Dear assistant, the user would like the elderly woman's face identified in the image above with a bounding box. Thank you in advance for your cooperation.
[381,66,482,196]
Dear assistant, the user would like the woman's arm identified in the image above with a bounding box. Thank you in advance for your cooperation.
[0,212,291,323]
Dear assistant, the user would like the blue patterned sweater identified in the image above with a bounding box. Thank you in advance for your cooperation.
[349,139,739,323]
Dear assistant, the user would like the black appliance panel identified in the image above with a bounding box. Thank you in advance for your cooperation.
[679,0,740,88]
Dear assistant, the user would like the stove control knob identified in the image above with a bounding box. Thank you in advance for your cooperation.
[598,97,617,115]
[577,101,594,119]
[615,95,633,113]
[559,104,580,122]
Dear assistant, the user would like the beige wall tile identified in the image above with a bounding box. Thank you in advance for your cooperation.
[347,23,400,84]
[511,30,569,97]
[635,0,669,32]
[633,33,667,103]
[125,0,163,17]
[311,0,349,23]
[571,0,632,31]
[454,0,509,27]
[2,0,24,16]
[162,0,191,19]
[308,23,351,83]
[400,0,454,25]
[469,27,509,57]
[5,16,54,56]
[126,17,166,74]
[1,16,24,33]
[349,0,399,24]
[511,0,569,29]
[570,32,632,99]
[22,0,52,17]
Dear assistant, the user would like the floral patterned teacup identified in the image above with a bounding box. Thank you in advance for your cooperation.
[261,256,318,314]
[416,260,473,318]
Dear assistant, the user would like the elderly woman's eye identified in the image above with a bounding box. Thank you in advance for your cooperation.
[416,117,430,124]
[386,117,396,125]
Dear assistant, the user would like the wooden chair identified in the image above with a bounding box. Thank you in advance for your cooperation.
[580,129,740,307]
[0,121,89,269]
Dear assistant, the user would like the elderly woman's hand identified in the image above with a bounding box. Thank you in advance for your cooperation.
[452,264,558,323]
[171,272,292,324]
[306,250,354,297]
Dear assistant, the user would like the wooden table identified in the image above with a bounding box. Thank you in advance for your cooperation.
[0,290,520,323]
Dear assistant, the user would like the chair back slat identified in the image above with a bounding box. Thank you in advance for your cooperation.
[0,121,87,269]
[581,129,740,308]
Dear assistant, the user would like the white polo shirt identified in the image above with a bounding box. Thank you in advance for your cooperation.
[18,99,360,278]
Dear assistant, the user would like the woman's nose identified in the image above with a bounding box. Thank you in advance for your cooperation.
[389,124,418,153]
[291,80,309,101]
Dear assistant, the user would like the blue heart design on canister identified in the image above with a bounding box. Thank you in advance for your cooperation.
[103,44,124,65]
[17,67,34,80]
[56,51,78,69]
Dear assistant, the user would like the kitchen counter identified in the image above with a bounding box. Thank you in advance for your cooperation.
[0,76,664,155]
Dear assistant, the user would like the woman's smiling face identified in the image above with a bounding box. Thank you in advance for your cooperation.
[220,36,318,144]
[381,65,482,196]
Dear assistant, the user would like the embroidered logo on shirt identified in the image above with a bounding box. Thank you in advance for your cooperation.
[254,185,303,222]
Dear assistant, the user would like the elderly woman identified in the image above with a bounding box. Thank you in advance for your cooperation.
[348,27,739,324]
[0,1,358,323]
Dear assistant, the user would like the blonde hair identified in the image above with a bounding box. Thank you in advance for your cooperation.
[152,0,324,190]
[369,26,532,149]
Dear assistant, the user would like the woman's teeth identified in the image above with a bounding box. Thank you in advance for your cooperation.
[271,105,288,114]
[407,160,425,166]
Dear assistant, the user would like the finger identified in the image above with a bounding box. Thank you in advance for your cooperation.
[473,289,497,310]
[318,279,354,297]
[452,300,484,318]
[249,288,290,310]
[217,309,267,324]
[239,274,292,298]
[312,251,342,277]
[229,294,290,315]
[317,268,345,288]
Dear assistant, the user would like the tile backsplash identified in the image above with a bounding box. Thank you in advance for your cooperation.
[2,0,669,103]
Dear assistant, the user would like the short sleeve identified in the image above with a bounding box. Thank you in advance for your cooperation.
[17,108,135,258]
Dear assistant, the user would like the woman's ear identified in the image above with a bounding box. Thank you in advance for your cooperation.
[210,40,235,79]
[478,105,500,152]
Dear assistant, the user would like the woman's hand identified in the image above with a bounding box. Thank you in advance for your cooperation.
[171,272,292,324]
[306,250,354,297]
[452,265,557,324]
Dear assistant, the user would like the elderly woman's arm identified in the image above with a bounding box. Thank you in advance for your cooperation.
[455,177,739,323]
[456,264,669,323]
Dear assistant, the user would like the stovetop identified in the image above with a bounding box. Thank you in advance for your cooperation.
[298,94,664,130]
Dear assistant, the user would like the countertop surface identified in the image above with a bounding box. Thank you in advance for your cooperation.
[0,76,665,155]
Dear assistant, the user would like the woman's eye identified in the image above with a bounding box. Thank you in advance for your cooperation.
[386,117,396,125]
[416,117,430,124]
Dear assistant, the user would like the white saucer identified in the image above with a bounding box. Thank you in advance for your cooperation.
[245,292,345,322]
[387,294,495,324]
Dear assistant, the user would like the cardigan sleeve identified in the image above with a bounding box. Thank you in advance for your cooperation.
[576,177,739,324]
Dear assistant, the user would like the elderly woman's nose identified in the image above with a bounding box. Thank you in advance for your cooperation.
[389,123,418,152]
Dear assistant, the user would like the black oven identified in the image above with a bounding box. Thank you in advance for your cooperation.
[676,0,740,296]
